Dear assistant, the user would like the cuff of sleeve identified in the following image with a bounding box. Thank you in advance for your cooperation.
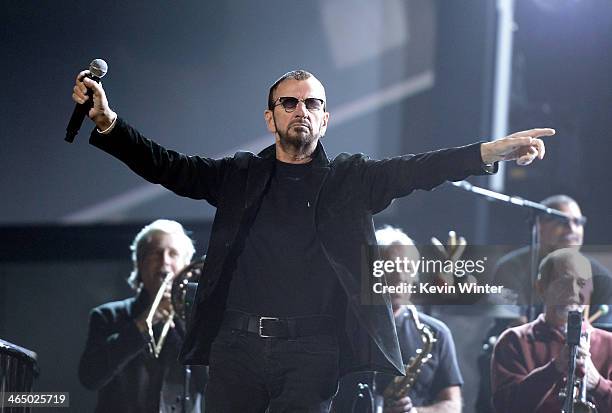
[96,115,117,134]
[89,117,126,146]
[483,161,499,174]
[478,142,498,175]
[460,141,499,176]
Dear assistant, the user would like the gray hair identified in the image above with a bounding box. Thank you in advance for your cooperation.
[375,225,415,246]
[127,219,195,290]
[375,226,421,282]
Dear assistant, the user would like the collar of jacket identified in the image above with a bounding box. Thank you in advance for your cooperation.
[244,140,330,209]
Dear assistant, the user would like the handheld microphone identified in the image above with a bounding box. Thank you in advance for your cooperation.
[566,310,582,345]
[65,59,108,143]
[560,310,583,412]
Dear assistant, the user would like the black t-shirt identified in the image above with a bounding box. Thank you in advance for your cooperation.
[226,159,343,318]
[332,308,463,411]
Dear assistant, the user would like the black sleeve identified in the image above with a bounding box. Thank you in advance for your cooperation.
[78,306,148,390]
[89,118,231,207]
[361,142,496,213]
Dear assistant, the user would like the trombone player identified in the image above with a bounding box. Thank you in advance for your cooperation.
[491,248,612,413]
[78,219,207,412]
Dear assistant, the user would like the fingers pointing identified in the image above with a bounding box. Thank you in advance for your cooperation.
[512,128,556,138]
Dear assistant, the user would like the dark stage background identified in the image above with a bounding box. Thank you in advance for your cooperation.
[2,1,612,411]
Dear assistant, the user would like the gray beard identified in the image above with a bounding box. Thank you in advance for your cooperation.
[274,114,321,154]
[277,129,317,152]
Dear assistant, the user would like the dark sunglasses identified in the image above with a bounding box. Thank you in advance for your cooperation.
[541,215,587,226]
[273,97,325,112]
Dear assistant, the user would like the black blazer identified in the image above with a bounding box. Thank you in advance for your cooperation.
[90,118,494,377]
[78,291,206,412]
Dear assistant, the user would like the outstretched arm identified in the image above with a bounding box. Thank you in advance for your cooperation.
[71,70,229,205]
[362,128,554,213]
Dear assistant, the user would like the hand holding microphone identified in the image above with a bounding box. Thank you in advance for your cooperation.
[66,58,116,142]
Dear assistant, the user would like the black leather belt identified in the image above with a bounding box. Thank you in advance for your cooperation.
[222,311,336,338]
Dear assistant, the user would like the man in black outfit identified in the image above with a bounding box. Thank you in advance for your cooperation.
[72,68,553,412]
[78,219,207,412]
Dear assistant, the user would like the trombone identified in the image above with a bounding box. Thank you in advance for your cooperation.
[145,258,205,358]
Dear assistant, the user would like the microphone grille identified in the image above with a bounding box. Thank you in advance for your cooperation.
[89,59,108,78]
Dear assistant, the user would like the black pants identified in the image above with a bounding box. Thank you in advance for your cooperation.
[205,329,340,413]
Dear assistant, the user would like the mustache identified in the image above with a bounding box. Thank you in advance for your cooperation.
[290,120,311,128]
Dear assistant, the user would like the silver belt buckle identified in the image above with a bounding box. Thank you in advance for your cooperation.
[259,316,279,337]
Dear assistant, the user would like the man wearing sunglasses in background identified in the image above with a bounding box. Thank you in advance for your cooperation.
[72,68,554,412]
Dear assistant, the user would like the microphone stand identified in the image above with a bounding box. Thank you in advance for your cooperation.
[352,372,379,413]
[449,180,583,322]
[183,364,191,413]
